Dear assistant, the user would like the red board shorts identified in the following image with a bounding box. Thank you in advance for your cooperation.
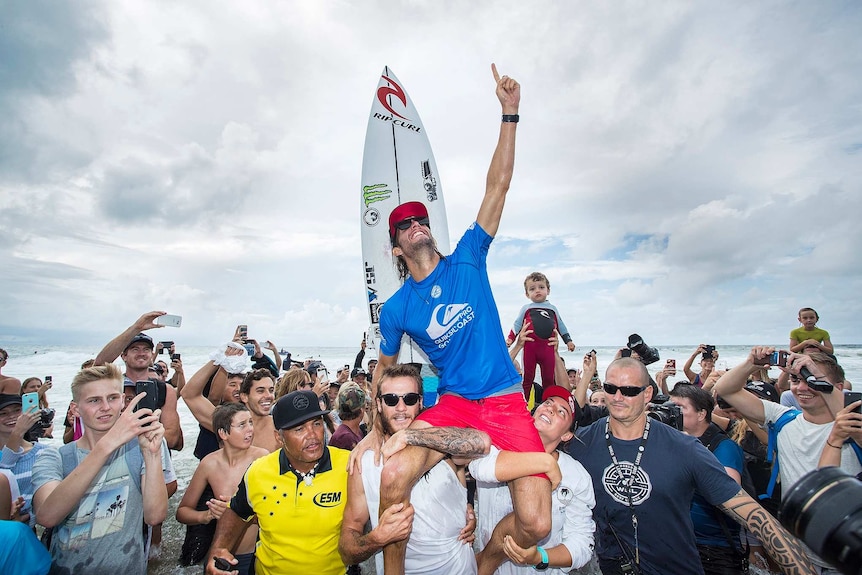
[417,392,547,479]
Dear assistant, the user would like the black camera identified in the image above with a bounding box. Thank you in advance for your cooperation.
[627,334,660,366]
[25,408,56,441]
[702,345,716,361]
[39,407,55,428]
[647,400,683,431]
[779,467,862,575]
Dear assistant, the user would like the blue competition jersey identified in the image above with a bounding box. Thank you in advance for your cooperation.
[379,222,520,399]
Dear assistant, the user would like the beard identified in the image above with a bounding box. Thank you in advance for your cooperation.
[379,414,404,437]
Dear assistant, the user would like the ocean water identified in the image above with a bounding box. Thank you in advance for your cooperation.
[3,343,860,574]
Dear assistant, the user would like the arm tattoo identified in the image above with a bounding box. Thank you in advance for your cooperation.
[719,488,816,575]
[404,427,489,457]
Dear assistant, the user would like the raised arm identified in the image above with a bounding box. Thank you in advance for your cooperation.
[170,355,186,394]
[574,351,597,406]
[180,361,218,432]
[94,311,165,365]
[476,63,520,237]
[683,345,705,383]
[712,347,770,425]
[818,400,862,467]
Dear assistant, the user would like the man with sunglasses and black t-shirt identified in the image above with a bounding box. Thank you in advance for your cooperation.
[569,358,815,575]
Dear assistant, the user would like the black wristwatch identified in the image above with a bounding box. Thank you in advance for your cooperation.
[534,545,549,570]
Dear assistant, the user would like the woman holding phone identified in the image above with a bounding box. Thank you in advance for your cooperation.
[0,393,46,525]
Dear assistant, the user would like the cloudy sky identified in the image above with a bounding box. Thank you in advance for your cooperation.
[2,1,860,349]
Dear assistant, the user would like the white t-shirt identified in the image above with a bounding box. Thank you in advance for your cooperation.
[469,446,596,574]
[361,450,476,574]
[762,400,862,494]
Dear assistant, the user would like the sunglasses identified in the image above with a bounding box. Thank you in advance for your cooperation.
[394,216,430,232]
[789,374,834,393]
[603,383,647,397]
[378,392,421,407]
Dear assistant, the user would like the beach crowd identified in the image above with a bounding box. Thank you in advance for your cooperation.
[2,65,860,575]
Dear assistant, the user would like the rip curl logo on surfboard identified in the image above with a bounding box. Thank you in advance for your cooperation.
[377,76,410,120]
[373,76,422,132]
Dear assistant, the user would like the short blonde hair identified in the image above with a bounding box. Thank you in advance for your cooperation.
[71,364,123,402]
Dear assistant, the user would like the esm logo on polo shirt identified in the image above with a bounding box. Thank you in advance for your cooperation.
[314,491,343,507]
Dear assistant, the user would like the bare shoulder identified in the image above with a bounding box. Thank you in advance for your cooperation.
[245,447,270,463]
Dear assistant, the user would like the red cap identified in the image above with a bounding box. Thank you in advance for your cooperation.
[542,385,576,416]
[388,201,429,240]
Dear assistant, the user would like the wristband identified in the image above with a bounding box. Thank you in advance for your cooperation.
[534,545,549,570]
[826,440,843,449]
[502,114,519,123]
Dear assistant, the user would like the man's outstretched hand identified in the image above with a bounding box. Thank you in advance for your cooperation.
[491,63,520,114]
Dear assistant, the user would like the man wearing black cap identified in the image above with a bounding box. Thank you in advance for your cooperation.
[206,390,350,575]
[94,311,182,450]
[369,65,553,575]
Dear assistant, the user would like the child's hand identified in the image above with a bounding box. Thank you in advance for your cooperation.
[566,341,576,352]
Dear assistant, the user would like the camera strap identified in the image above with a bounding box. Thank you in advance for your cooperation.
[605,417,651,570]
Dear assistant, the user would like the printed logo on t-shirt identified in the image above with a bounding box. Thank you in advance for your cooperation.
[430,285,442,298]
[426,303,474,347]
[602,462,651,506]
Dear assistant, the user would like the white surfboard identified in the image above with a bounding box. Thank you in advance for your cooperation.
[360,67,450,363]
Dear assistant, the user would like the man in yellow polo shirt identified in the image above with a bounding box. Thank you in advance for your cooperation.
[206,390,350,575]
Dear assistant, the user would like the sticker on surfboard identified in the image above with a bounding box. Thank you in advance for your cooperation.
[360,67,450,363]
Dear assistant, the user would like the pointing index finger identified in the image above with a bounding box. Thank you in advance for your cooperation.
[491,62,500,83]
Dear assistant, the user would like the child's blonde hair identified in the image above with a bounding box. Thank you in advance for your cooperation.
[71,364,123,402]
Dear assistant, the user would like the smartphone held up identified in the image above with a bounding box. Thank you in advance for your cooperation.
[155,314,182,328]
[753,350,789,367]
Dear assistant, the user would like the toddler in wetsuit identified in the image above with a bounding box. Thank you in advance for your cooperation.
[506,272,575,397]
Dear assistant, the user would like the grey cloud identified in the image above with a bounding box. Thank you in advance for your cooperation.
[0,1,109,181]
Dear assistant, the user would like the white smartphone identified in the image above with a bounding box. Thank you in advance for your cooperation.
[155,314,182,328]
[22,392,39,414]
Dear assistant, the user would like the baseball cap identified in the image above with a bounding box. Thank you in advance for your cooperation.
[124,333,154,351]
[542,385,576,417]
[0,393,22,411]
[271,390,330,430]
[388,201,429,240]
[351,368,367,379]
[744,381,780,403]
[337,383,366,416]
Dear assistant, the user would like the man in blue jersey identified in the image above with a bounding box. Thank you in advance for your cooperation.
[365,64,552,575]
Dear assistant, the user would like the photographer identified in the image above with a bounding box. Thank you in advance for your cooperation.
[713,347,862,573]
[669,385,747,574]
[0,393,47,526]
[684,344,719,387]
